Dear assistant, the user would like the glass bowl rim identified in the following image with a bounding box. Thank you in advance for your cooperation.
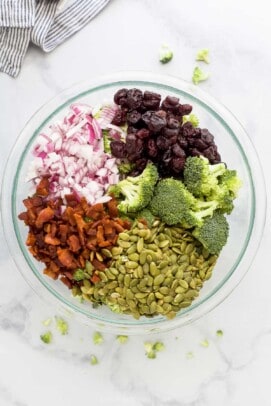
[1,71,267,334]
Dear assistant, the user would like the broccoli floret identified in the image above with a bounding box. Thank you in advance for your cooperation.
[192,66,209,85]
[136,208,155,227]
[184,156,226,198]
[182,113,200,128]
[207,169,242,214]
[196,49,210,64]
[220,169,242,197]
[192,211,229,254]
[149,178,217,227]
[159,44,173,64]
[118,162,135,174]
[109,163,159,214]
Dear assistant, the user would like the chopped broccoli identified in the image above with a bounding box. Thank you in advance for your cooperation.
[192,211,229,254]
[136,208,155,227]
[149,178,217,227]
[182,113,199,128]
[184,156,241,215]
[192,66,209,85]
[196,49,210,63]
[117,335,128,344]
[207,169,242,214]
[55,317,68,335]
[90,354,99,365]
[93,331,104,345]
[117,162,135,174]
[159,44,173,64]
[184,156,226,198]
[109,163,159,214]
[40,331,52,344]
[73,268,87,281]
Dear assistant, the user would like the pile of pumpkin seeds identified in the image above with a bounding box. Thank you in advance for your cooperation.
[72,220,217,319]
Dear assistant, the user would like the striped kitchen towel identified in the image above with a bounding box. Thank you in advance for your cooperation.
[0,0,110,77]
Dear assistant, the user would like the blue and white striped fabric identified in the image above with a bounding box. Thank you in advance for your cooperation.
[0,0,110,77]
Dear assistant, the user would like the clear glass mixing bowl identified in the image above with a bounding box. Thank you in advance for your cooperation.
[1,72,266,334]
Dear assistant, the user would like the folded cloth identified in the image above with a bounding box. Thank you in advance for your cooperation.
[0,0,110,77]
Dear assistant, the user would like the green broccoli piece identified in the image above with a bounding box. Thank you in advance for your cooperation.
[192,211,229,254]
[192,66,209,85]
[55,317,68,335]
[109,163,159,214]
[40,331,52,344]
[207,170,242,215]
[184,156,226,198]
[149,178,217,227]
[196,49,210,64]
[182,113,200,128]
[159,44,173,64]
[117,162,135,174]
[136,208,155,227]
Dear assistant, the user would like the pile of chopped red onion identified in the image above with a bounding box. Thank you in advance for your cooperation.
[27,103,119,205]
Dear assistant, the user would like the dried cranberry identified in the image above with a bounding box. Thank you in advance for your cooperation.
[167,135,178,146]
[172,144,186,157]
[203,145,218,162]
[114,89,128,106]
[127,110,141,125]
[135,158,148,172]
[147,138,158,158]
[201,129,214,145]
[156,135,170,150]
[180,104,193,115]
[141,111,152,126]
[127,126,138,134]
[126,88,143,110]
[110,141,127,158]
[136,128,150,139]
[171,156,186,173]
[191,138,208,150]
[147,112,167,133]
[189,148,202,157]
[112,107,127,126]
[125,133,138,154]
[163,127,179,138]
[167,116,180,129]
[161,150,172,168]
[178,136,188,149]
[161,96,179,111]
[181,122,195,137]
[143,91,161,110]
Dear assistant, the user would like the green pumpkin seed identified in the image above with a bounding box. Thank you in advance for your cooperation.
[137,238,144,253]
[128,253,139,262]
[118,232,130,241]
[154,274,165,286]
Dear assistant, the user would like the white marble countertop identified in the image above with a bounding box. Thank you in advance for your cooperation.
[1,0,271,405]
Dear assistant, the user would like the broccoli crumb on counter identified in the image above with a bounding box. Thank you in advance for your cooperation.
[144,341,165,359]
[40,331,52,344]
[90,354,99,365]
[192,66,209,85]
[159,44,173,64]
[216,329,224,337]
[55,317,68,335]
[93,331,104,345]
[196,49,210,64]
[116,335,129,344]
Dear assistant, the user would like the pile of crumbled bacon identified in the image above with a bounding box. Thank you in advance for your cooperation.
[18,177,130,288]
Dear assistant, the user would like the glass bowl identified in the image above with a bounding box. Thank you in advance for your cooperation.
[1,72,266,334]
